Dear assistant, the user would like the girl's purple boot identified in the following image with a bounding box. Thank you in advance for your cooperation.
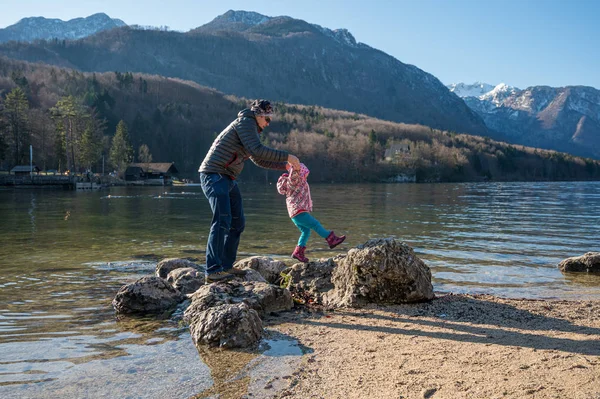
[292,246,309,262]
[326,231,346,249]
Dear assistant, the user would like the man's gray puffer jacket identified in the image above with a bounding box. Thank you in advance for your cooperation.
[199,108,289,179]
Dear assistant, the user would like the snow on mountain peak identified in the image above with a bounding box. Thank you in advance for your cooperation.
[480,83,520,106]
[447,82,495,98]
[448,82,522,108]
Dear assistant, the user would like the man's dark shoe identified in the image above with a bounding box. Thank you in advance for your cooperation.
[226,268,248,276]
[205,271,234,283]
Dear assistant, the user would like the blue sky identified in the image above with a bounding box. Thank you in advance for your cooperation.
[1,0,599,89]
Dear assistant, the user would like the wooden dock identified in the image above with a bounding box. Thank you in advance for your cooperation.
[0,175,110,190]
[75,182,104,190]
[0,175,74,189]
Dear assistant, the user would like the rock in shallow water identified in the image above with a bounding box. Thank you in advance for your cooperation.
[184,280,293,324]
[112,276,185,314]
[189,302,263,348]
[113,238,435,349]
[558,252,600,273]
[156,258,203,279]
[167,267,204,294]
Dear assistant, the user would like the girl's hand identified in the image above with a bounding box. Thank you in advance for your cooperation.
[287,154,300,170]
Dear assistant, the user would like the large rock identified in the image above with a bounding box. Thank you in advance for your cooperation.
[239,268,268,283]
[284,258,338,305]
[558,252,600,273]
[112,276,185,314]
[184,281,293,323]
[156,258,203,279]
[167,267,204,294]
[325,238,434,307]
[234,256,287,284]
[184,284,234,323]
[237,281,294,315]
[189,302,262,348]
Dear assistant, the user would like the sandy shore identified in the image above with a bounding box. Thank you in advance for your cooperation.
[259,294,600,399]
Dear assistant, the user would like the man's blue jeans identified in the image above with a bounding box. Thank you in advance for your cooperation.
[200,172,245,274]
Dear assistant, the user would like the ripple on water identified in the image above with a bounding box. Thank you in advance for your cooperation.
[0,331,306,399]
[85,260,156,273]
[2,182,600,396]
[0,332,140,363]
[0,332,212,398]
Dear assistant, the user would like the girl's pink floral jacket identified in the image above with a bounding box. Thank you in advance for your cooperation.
[276,163,313,218]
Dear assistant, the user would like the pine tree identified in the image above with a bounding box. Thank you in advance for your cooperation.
[79,118,103,171]
[138,144,153,164]
[110,120,133,175]
[50,96,87,173]
[54,119,66,173]
[3,87,30,166]
[0,118,7,163]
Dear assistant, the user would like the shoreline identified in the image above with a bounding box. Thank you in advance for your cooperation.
[255,293,600,399]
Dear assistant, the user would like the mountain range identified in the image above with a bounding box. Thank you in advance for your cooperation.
[0,10,598,160]
[449,82,600,158]
[0,10,488,137]
[0,13,126,43]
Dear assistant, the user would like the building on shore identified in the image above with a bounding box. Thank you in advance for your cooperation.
[384,143,411,162]
[124,163,179,185]
[10,165,41,176]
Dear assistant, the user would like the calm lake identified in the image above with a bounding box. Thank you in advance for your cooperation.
[1,181,599,397]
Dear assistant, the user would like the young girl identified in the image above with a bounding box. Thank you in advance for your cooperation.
[277,163,346,262]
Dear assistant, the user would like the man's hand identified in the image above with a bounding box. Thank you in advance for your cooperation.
[287,154,300,170]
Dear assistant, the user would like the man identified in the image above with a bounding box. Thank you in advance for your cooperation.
[199,99,300,282]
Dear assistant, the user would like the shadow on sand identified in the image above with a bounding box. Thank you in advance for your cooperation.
[287,294,600,356]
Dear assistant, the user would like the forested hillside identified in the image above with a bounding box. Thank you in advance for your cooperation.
[0,17,488,138]
[1,57,599,183]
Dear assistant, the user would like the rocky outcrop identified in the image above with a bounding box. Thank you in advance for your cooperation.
[283,239,434,308]
[237,281,294,315]
[325,238,434,307]
[188,302,262,348]
[184,281,293,322]
[182,280,293,349]
[239,268,268,283]
[558,252,600,273]
[113,239,435,348]
[166,267,204,294]
[112,276,184,314]
[184,283,233,318]
[283,258,338,304]
[156,258,203,279]
[234,256,288,284]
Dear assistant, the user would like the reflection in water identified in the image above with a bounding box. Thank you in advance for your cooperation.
[1,182,600,397]
[193,346,258,398]
[28,194,36,236]
[192,333,305,399]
